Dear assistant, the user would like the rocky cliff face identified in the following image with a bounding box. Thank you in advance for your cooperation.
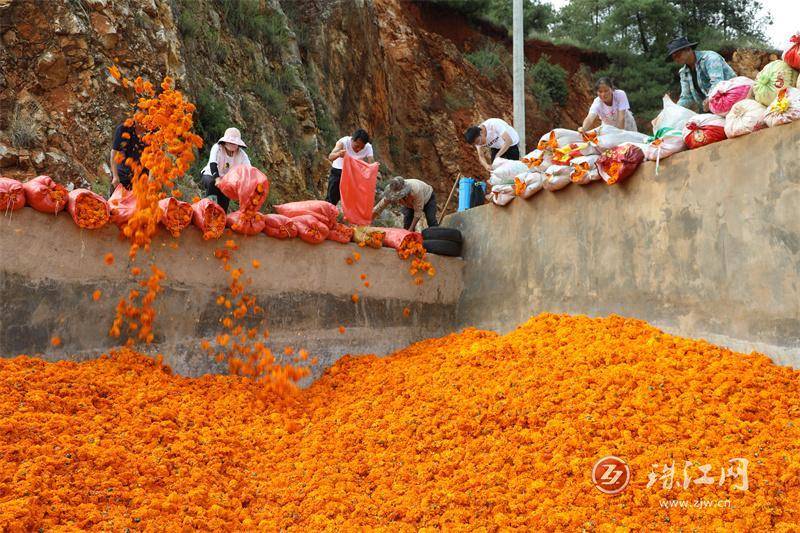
[0,0,600,211]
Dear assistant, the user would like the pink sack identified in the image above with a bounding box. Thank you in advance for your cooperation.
[292,214,330,244]
[191,198,226,240]
[23,176,68,214]
[340,155,378,226]
[0,177,26,211]
[380,228,423,250]
[274,200,338,229]
[227,209,266,236]
[158,197,194,237]
[217,164,269,211]
[263,213,298,239]
[108,184,137,226]
[327,222,355,244]
[708,77,755,116]
[67,188,109,229]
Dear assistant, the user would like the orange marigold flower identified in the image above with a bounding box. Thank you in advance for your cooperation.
[92,290,102,301]
[351,294,359,303]
[104,253,114,265]
[252,260,261,269]
[50,336,61,346]
[402,307,411,317]
[364,281,370,288]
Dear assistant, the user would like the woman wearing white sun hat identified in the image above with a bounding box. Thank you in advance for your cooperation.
[200,127,251,212]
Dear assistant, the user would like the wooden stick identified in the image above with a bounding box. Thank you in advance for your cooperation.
[438,172,461,225]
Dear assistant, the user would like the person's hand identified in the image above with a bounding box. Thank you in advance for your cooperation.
[482,161,492,172]
[111,175,119,187]
[578,127,585,134]
[702,98,710,112]
[336,150,346,158]
[215,178,221,186]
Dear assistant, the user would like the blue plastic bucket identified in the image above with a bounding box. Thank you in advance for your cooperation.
[458,177,474,211]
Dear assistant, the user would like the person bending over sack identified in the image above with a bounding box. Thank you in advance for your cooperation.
[464,118,521,172]
[326,128,374,206]
[373,176,438,232]
[667,36,736,112]
[200,127,251,212]
[110,119,145,195]
[580,77,638,132]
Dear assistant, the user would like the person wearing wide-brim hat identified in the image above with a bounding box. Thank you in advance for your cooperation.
[200,127,251,212]
[372,176,438,232]
[666,36,736,112]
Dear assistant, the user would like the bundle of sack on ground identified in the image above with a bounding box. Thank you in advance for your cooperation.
[0,164,432,255]
[489,33,800,207]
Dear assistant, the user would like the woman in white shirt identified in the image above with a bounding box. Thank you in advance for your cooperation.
[580,77,638,132]
[326,129,374,206]
[200,127,251,212]
[463,118,521,172]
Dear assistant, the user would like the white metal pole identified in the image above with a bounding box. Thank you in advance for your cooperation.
[512,0,525,153]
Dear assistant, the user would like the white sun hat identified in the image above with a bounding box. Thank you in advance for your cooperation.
[218,127,247,148]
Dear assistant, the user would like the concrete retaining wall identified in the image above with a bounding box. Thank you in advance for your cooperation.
[0,209,463,379]
[447,121,800,368]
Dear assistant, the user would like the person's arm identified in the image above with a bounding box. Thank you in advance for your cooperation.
[614,110,626,129]
[581,112,598,131]
[110,149,120,186]
[476,145,491,171]
[408,194,425,232]
[372,197,388,219]
[703,53,730,111]
[676,72,694,109]
[328,140,345,162]
[493,132,514,160]
[241,149,251,167]
[206,144,221,184]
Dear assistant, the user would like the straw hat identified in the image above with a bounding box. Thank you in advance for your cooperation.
[384,176,411,202]
[218,127,247,148]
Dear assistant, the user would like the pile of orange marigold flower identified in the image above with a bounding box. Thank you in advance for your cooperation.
[2,314,800,530]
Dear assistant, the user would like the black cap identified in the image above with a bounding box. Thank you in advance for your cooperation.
[665,36,698,61]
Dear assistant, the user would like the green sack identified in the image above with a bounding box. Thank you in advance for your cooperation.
[753,60,799,106]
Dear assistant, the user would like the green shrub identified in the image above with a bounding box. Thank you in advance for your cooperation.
[465,42,507,81]
[528,54,568,111]
[212,0,289,52]
[443,89,470,110]
[251,80,286,112]
[195,89,230,146]
[177,10,201,39]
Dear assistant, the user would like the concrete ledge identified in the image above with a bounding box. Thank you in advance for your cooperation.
[447,121,800,367]
[0,208,463,377]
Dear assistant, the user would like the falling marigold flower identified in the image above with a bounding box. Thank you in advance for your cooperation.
[351,294,359,303]
[131,267,141,276]
[284,347,294,356]
[225,240,238,250]
[104,253,114,265]
[345,257,354,265]
[252,260,261,269]
[192,196,201,204]
[364,281,370,288]
[403,307,411,317]
[50,336,61,346]
[92,290,102,301]
[338,326,346,334]
[360,274,367,280]
[353,252,361,261]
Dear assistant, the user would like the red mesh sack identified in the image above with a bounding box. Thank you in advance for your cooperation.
[380,228,423,250]
[274,200,338,229]
[783,34,800,70]
[0,177,26,211]
[597,144,645,185]
[340,155,378,225]
[67,188,109,229]
[217,165,269,211]
[22,176,67,214]
[263,214,298,239]
[292,214,330,244]
[327,222,354,244]
[108,185,137,227]
[158,197,193,237]
[682,114,727,149]
[227,209,266,236]
[191,198,226,240]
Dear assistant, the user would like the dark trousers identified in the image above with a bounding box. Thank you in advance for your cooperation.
[326,167,342,206]
[402,192,438,230]
[201,173,230,212]
[490,143,520,162]
[108,175,132,197]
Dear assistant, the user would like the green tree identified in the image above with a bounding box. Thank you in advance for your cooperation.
[429,0,555,36]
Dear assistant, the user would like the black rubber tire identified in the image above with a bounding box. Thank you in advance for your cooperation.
[423,239,462,257]
[422,227,463,244]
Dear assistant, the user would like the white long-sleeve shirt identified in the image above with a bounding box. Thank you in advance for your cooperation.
[201,142,251,177]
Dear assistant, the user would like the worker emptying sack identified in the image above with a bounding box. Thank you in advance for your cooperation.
[372,176,437,232]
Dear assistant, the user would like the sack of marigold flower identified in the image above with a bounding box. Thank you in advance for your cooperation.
[581,125,648,152]
[724,99,768,138]
[263,213,297,239]
[217,164,269,211]
[67,188,109,229]
[569,155,600,185]
[784,33,800,70]
[597,144,645,185]
[22,176,67,214]
[191,198,226,240]
[490,159,529,185]
[763,87,800,128]
[293,214,330,244]
[227,209,266,236]
[0,176,26,211]
[108,184,137,227]
[651,94,697,133]
[352,226,384,248]
[274,200,338,229]
[633,127,686,162]
[708,77,755,116]
[513,171,545,198]
[753,60,798,106]
[682,114,727,149]
[536,129,583,152]
[379,227,423,250]
[542,165,572,192]
[327,222,354,244]
[158,197,193,237]
[489,183,515,206]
